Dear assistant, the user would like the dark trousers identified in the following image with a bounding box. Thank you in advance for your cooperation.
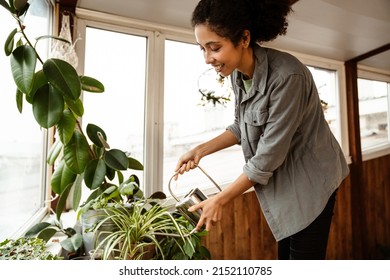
[278,190,337,260]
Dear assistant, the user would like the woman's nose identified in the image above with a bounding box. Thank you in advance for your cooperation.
[204,51,214,64]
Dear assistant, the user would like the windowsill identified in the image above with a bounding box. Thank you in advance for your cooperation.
[362,144,390,161]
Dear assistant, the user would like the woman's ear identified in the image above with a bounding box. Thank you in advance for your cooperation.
[242,30,251,48]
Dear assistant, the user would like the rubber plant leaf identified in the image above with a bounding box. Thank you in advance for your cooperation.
[47,139,63,165]
[86,123,107,148]
[25,222,52,237]
[72,173,84,210]
[0,0,12,12]
[63,130,92,174]
[80,75,105,93]
[32,84,64,128]
[4,28,17,56]
[56,182,73,220]
[37,227,58,243]
[64,97,84,117]
[60,233,83,253]
[104,149,129,170]
[16,88,23,113]
[43,58,81,101]
[28,69,47,103]
[84,158,107,190]
[57,109,76,145]
[51,159,77,195]
[128,157,144,170]
[10,45,37,93]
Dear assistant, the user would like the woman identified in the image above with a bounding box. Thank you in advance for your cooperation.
[175,0,349,259]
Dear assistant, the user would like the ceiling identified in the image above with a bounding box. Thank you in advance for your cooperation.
[75,0,390,70]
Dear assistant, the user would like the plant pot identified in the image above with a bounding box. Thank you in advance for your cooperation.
[80,209,116,256]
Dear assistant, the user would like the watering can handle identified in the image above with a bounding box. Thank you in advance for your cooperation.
[168,165,222,202]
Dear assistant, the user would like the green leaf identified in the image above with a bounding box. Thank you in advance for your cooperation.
[37,227,58,243]
[32,84,64,128]
[86,123,107,148]
[63,130,92,174]
[105,166,116,180]
[43,58,81,100]
[72,173,84,210]
[84,159,107,190]
[60,233,83,252]
[80,75,105,93]
[57,109,76,145]
[16,88,23,113]
[28,70,47,102]
[128,157,144,170]
[51,160,77,195]
[56,182,73,220]
[13,0,28,11]
[119,181,138,196]
[47,140,63,165]
[10,45,37,93]
[64,97,84,117]
[104,149,128,170]
[0,0,11,12]
[4,28,17,56]
[25,222,52,237]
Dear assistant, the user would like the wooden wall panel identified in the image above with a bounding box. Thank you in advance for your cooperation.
[202,155,390,259]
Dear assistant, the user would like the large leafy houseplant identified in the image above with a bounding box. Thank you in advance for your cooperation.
[1,0,144,255]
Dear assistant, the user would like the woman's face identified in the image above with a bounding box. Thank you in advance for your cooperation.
[194,24,250,77]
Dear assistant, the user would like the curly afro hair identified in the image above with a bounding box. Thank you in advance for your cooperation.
[191,0,293,46]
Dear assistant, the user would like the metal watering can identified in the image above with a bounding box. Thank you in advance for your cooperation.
[168,165,222,228]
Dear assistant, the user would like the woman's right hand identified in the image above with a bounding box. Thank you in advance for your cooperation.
[174,148,202,180]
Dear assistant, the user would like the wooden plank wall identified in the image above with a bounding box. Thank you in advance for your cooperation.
[202,154,390,259]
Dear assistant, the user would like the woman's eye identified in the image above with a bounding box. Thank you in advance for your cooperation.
[211,47,220,52]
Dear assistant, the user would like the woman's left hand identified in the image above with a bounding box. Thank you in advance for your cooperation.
[188,194,224,232]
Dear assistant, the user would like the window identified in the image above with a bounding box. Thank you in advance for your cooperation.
[81,27,147,201]
[358,78,390,150]
[0,0,52,240]
[163,40,244,198]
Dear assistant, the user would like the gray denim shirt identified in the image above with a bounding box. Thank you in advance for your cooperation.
[226,45,349,241]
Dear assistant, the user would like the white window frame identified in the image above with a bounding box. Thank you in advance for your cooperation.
[0,0,54,240]
[358,65,390,161]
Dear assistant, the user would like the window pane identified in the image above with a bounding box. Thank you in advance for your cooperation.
[0,1,50,240]
[82,27,146,194]
[358,78,389,150]
[307,66,340,141]
[163,40,244,197]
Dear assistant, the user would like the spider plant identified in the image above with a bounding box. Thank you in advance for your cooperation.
[93,199,194,260]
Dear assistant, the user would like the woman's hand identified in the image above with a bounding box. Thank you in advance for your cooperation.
[188,194,224,232]
[174,148,202,180]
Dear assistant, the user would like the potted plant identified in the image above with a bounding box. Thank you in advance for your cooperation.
[92,199,210,260]
[0,236,62,260]
[1,0,140,256]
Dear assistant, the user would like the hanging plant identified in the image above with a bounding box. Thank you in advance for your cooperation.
[197,68,232,107]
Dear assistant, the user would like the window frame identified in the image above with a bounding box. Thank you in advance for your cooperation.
[0,0,54,240]
[358,65,390,161]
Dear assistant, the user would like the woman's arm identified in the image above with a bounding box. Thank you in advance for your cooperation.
[175,129,239,175]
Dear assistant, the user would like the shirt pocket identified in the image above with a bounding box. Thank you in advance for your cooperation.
[243,110,269,142]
